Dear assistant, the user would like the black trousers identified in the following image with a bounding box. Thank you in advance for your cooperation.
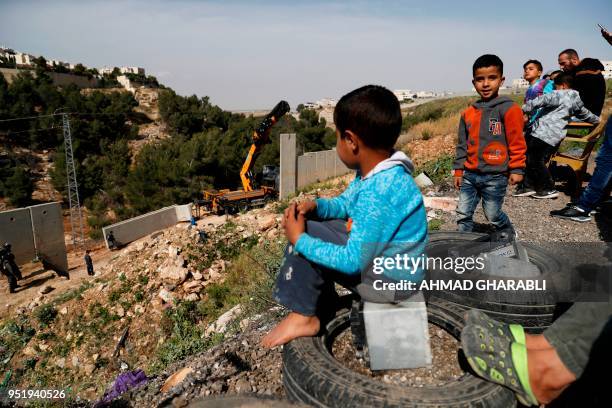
[524,137,557,193]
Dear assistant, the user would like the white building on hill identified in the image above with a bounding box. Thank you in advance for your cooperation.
[512,78,529,89]
[393,89,415,101]
[602,60,612,79]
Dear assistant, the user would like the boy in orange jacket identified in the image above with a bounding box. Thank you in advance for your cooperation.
[453,54,527,234]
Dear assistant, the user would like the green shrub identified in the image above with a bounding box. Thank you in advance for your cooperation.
[34,305,58,328]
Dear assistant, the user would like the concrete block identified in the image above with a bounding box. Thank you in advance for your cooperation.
[0,207,36,264]
[103,205,178,248]
[363,292,432,370]
[174,204,193,222]
[29,202,68,273]
[280,133,297,199]
[297,155,307,188]
[482,255,540,278]
[423,196,457,212]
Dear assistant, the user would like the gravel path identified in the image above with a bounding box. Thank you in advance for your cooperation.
[436,188,611,243]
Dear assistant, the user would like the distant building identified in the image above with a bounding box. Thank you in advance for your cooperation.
[46,59,70,68]
[0,47,15,59]
[415,91,435,98]
[512,78,529,89]
[14,52,34,66]
[316,98,337,108]
[120,66,145,76]
[602,60,612,80]
[393,89,415,101]
[99,67,115,75]
[303,102,318,109]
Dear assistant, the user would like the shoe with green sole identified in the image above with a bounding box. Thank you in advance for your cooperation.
[465,309,526,345]
[461,323,539,407]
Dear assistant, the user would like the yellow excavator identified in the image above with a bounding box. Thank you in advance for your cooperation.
[198,100,290,214]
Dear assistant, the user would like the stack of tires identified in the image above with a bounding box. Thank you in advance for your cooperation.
[282,232,563,407]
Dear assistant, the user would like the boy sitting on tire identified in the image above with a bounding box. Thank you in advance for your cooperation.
[262,85,427,348]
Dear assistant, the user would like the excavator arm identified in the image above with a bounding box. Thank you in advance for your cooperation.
[239,100,290,191]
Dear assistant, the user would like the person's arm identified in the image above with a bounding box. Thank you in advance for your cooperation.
[504,104,527,175]
[314,178,358,220]
[295,186,423,275]
[452,114,468,178]
[522,92,561,114]
[572,101,600,125]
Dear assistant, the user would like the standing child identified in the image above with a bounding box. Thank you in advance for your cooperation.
[453,54,526,234]
[514,59,554,196]
[521,73,600,199]
[261,85,427,348]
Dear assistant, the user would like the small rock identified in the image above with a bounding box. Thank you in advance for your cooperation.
[134,305,145,314]
[161,367,193,393]
[158,288,175,304]
[192,272,203,280]
[184,293,199,302]
[72,356,79,368]
[59,307,68,315]
[205,304,242,336]
[120,361,129,371]
[83,364,95,375]
[182,281,201,292]
[55,357,66,368]
[116,306,125,318]
[39,285,54,295]
[235,379,252,393]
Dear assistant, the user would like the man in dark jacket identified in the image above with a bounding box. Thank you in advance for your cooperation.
[84,250,94,276]
[558,49,605,116]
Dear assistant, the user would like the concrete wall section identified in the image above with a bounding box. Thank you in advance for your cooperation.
[0,208,36,264]
[29,202,68,273]
[102,206,178,248]
[280,133,297,199]
[0,68,99,88]
[175,204,193,222]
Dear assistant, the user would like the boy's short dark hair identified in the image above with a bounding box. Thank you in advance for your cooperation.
[334,85,402,150]
[523,59,543,71]
[473,54,504,76]
[554,72,573,87]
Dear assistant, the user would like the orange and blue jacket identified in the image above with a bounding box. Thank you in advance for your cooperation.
[453,96,526,177]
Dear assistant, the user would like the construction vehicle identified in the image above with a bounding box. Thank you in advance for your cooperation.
[196,100,290,214]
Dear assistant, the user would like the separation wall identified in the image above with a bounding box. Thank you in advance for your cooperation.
[29,203,68,273]
[0,202,67,272]
[0,68,99,88]
[0,208,36,264]
[102,204,192,248]
[280,133,350,198]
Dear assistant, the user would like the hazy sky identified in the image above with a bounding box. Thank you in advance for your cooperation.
[1,0,610,110]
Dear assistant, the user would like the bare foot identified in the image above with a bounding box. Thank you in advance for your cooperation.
[261,312,320,348]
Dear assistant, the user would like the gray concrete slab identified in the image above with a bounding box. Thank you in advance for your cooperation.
[363,292,432,370]
[102,206,178,248]
[0,207,36,264]
[29,202,68,273]
[280,133,297,199]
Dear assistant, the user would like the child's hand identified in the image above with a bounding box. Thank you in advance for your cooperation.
[282,203,306,245]
[453,176,463,189]
[509,174,524,185]
[297,200,317,216]
[523,114,529,123]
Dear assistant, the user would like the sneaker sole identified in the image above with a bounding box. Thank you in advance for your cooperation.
[533,193,559,199]
[551,214,591,222]
[512,191,536,197]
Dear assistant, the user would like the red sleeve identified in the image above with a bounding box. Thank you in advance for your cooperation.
[503,104,526,174]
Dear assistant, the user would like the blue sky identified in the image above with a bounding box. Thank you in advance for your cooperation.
[1,0,610,110]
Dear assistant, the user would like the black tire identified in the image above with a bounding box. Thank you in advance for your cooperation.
[427,231,562,331]
[282,298,515,408]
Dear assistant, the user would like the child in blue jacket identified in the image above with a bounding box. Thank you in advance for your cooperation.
[262,85,428,348]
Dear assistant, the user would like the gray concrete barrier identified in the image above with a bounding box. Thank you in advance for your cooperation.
[29,203,68,273]
[0,202,67,272]
[0,208,36,264]
[102,204,193,248]
[280,133,350,198]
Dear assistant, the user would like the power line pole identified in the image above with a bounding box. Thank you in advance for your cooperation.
[62,113,84,249]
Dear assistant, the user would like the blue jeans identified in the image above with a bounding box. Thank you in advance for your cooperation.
[577,121,612,212]
[456,171,512,232]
